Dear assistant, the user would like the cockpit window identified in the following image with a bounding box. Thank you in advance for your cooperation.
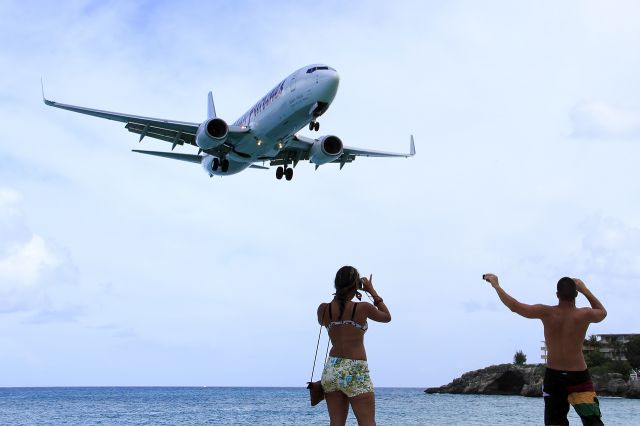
[306,66,334,73]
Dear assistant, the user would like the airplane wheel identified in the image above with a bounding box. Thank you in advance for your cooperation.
[276,166,284,180]
[314,122,320,131]
[212,158,219,171]
[309,122,314,131]
[221,159,229,172]
[285,168,293,181]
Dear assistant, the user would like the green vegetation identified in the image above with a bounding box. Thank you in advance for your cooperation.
[625,336,640,370]
[590,360,632,379]
[584,350,607,368]
[513,350,527,365]
[583,335,635,379]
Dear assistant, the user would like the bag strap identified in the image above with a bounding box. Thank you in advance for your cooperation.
[309,303,330,383]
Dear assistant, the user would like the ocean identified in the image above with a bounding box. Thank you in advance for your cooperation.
[0,387,637,425]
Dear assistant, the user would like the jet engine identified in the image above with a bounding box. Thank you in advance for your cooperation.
[309,135,343,165]
[195,118,229,150]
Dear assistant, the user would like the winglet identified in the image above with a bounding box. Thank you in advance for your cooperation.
[409,135,416,156]
[207,91,216,119]
[41,78,54,106]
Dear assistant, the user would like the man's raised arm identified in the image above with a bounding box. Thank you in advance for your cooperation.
[482,273,547,319]
[574,278,607,323]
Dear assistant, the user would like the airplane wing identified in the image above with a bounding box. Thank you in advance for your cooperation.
[42,87,249,154]
[131,150,269,169]
[131,149,202,163]
[269,134,415,168]
[342,135,416,158]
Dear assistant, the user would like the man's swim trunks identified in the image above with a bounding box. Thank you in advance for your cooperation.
[543,368,603,426]
[321,357,374,398]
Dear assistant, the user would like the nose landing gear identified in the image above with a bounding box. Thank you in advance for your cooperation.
[308,121,320,131]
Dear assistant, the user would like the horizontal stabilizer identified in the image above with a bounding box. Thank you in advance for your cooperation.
[132,149,202,163]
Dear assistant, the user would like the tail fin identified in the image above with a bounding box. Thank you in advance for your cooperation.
[207,91,216,119]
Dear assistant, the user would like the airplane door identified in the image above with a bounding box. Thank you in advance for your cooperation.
[289,75,296,92]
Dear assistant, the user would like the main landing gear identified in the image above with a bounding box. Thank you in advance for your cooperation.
[212,158,230,173]
[276,165,293,181]
[309,121,320,131]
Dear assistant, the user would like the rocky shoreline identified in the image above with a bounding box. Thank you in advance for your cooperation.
[424,364,640,399]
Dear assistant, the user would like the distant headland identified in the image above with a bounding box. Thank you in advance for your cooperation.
[425,364,640,399]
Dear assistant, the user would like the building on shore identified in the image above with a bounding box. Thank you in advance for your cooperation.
[584,333,639,361]
[540,333,639,362]
[540,341,547,362]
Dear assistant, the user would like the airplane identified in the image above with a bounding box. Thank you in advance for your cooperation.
[43,64,415,181]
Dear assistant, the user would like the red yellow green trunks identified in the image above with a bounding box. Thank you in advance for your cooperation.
[543,368,603,426]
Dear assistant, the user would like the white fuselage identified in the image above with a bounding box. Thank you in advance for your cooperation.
[201,65,339,175]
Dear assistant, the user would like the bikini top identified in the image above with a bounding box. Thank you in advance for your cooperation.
[326,302,368,333]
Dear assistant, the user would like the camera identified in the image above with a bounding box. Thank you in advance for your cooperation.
[359,277,365,289]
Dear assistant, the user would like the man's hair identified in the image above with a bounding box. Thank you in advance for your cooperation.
[557,277,578,301]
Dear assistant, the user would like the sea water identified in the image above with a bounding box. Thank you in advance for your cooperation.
[0,387,637,425]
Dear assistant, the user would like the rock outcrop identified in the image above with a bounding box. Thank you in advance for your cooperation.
[627,381,640,399]
[425,364,640,398]
[425,364,545,397]
[592,372,640,398]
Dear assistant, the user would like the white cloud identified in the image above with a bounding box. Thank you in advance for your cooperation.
[0,187,21,207]
[0,187,79,316]
[579,216,640,284]
[570,101,640,139]
[0,187,29,257]
[0,234,60,286]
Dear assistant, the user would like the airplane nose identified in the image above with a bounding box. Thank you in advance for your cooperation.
[323,71,339,93]
[316,69,340,102]
[328,71,340,87]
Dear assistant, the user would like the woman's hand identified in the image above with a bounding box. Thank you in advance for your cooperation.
[361,274,375,294]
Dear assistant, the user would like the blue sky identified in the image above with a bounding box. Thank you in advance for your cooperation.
[1,0,639,387]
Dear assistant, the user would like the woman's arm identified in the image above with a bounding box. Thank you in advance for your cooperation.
[362,275,391,323]
[317,303,328,325]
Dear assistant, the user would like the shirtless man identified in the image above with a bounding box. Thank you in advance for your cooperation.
[482,274,607,426]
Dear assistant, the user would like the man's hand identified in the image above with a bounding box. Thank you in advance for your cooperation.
[483,273,500,289]
[573,278,587,294]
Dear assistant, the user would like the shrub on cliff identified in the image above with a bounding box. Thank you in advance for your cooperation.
[584,350,607,368]
[591,360,632,380]
[625,336,640,370]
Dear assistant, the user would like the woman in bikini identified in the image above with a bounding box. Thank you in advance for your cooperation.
[316,265,392,426]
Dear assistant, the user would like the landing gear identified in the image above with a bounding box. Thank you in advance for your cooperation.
[212,158,230,173]
[309,121,320,131]
[275,165,294,181]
